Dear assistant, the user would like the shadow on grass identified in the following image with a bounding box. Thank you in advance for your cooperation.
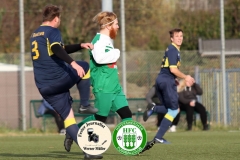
[0,151,144,159]
[52,151,121,156]
[0,152,76,159]
[0,152,149,160]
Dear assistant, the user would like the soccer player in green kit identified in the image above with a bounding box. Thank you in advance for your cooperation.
[64,11,133,156]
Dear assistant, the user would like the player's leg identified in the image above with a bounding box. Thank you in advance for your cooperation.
[41,92,78,141]
[58,94,102,159]
[112,91,133,121]
[64,92,112,153]
[157,113,165,129]
[64,115,93,152]
[81,93,112,159]
[143,104,168,122]
[40,84,102,159]
[75,114,107,129]
[63,107,102,159]
[112,92,153,155]
[154,77,179,143]
[39,78,78,151]
[143,84,168,122]
[45,109,64,133]
[140,77,180,154]
[69,61,98,114]
[169,112,180,132]
[77,92,112,127]
[143,77,168,121]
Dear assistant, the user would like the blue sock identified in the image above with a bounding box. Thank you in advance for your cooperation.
[66,124,79,144]
[153,105,168,114]
[77,79,90,106]
[155,118,172,139]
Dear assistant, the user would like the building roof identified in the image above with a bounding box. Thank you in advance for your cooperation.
[0,63,33,72]
[198,38,240,56]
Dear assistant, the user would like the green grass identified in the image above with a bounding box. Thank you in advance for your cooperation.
[0,131,240,160]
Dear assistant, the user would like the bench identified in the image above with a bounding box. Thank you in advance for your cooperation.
[29,99,119,132]
[180,110,211,127]
[30,99,211,131]
[29,98,146,131]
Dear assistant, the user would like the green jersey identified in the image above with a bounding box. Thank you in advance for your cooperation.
[89,33,122,93]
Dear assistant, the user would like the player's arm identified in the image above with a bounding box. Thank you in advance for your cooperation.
[170,67,187,79]
[51,44,85,77]
[170,67,195,86]
[168,49,194,85]
[91,40,120,64]
[64,43,93,54]
[51,44,74,64]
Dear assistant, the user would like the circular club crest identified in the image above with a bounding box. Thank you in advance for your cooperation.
[77,120,111,155]
[112,120,147,155]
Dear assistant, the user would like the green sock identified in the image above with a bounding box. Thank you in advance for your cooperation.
[121,118,133,122]
[77,115,96,128]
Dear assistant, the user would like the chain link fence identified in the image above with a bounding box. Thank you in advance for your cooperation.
[0,51,240,128]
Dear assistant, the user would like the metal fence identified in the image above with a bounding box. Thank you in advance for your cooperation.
[199,69,240,126]
[0,51,240,128]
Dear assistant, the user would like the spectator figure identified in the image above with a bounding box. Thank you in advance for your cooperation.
[178,79,209,131]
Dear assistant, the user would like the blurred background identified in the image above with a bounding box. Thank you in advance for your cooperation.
[0,0,240,131]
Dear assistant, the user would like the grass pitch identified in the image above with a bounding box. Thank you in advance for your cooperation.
[0,131,240,160]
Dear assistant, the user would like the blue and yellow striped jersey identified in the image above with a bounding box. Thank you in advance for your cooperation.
[30,25,68,88]
[159,43,181,79]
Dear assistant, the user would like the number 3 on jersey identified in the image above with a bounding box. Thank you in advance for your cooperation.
[31,40,39,60]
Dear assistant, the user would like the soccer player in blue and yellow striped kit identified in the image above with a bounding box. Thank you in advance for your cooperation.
[30,4,101,159]
[140,28,195,154]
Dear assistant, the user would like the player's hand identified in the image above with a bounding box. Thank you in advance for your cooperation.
[81,43,93,49]
[70,61,85,78]
[185,75,195,87]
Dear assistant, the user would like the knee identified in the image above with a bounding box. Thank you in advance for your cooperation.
[164,109,178,122]
[81,61,90,79]
[83,61,89,70]
[77,61,89,72]
[168,109,179,118]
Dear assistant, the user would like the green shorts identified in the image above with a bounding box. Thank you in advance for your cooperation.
[94,91,128,117]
